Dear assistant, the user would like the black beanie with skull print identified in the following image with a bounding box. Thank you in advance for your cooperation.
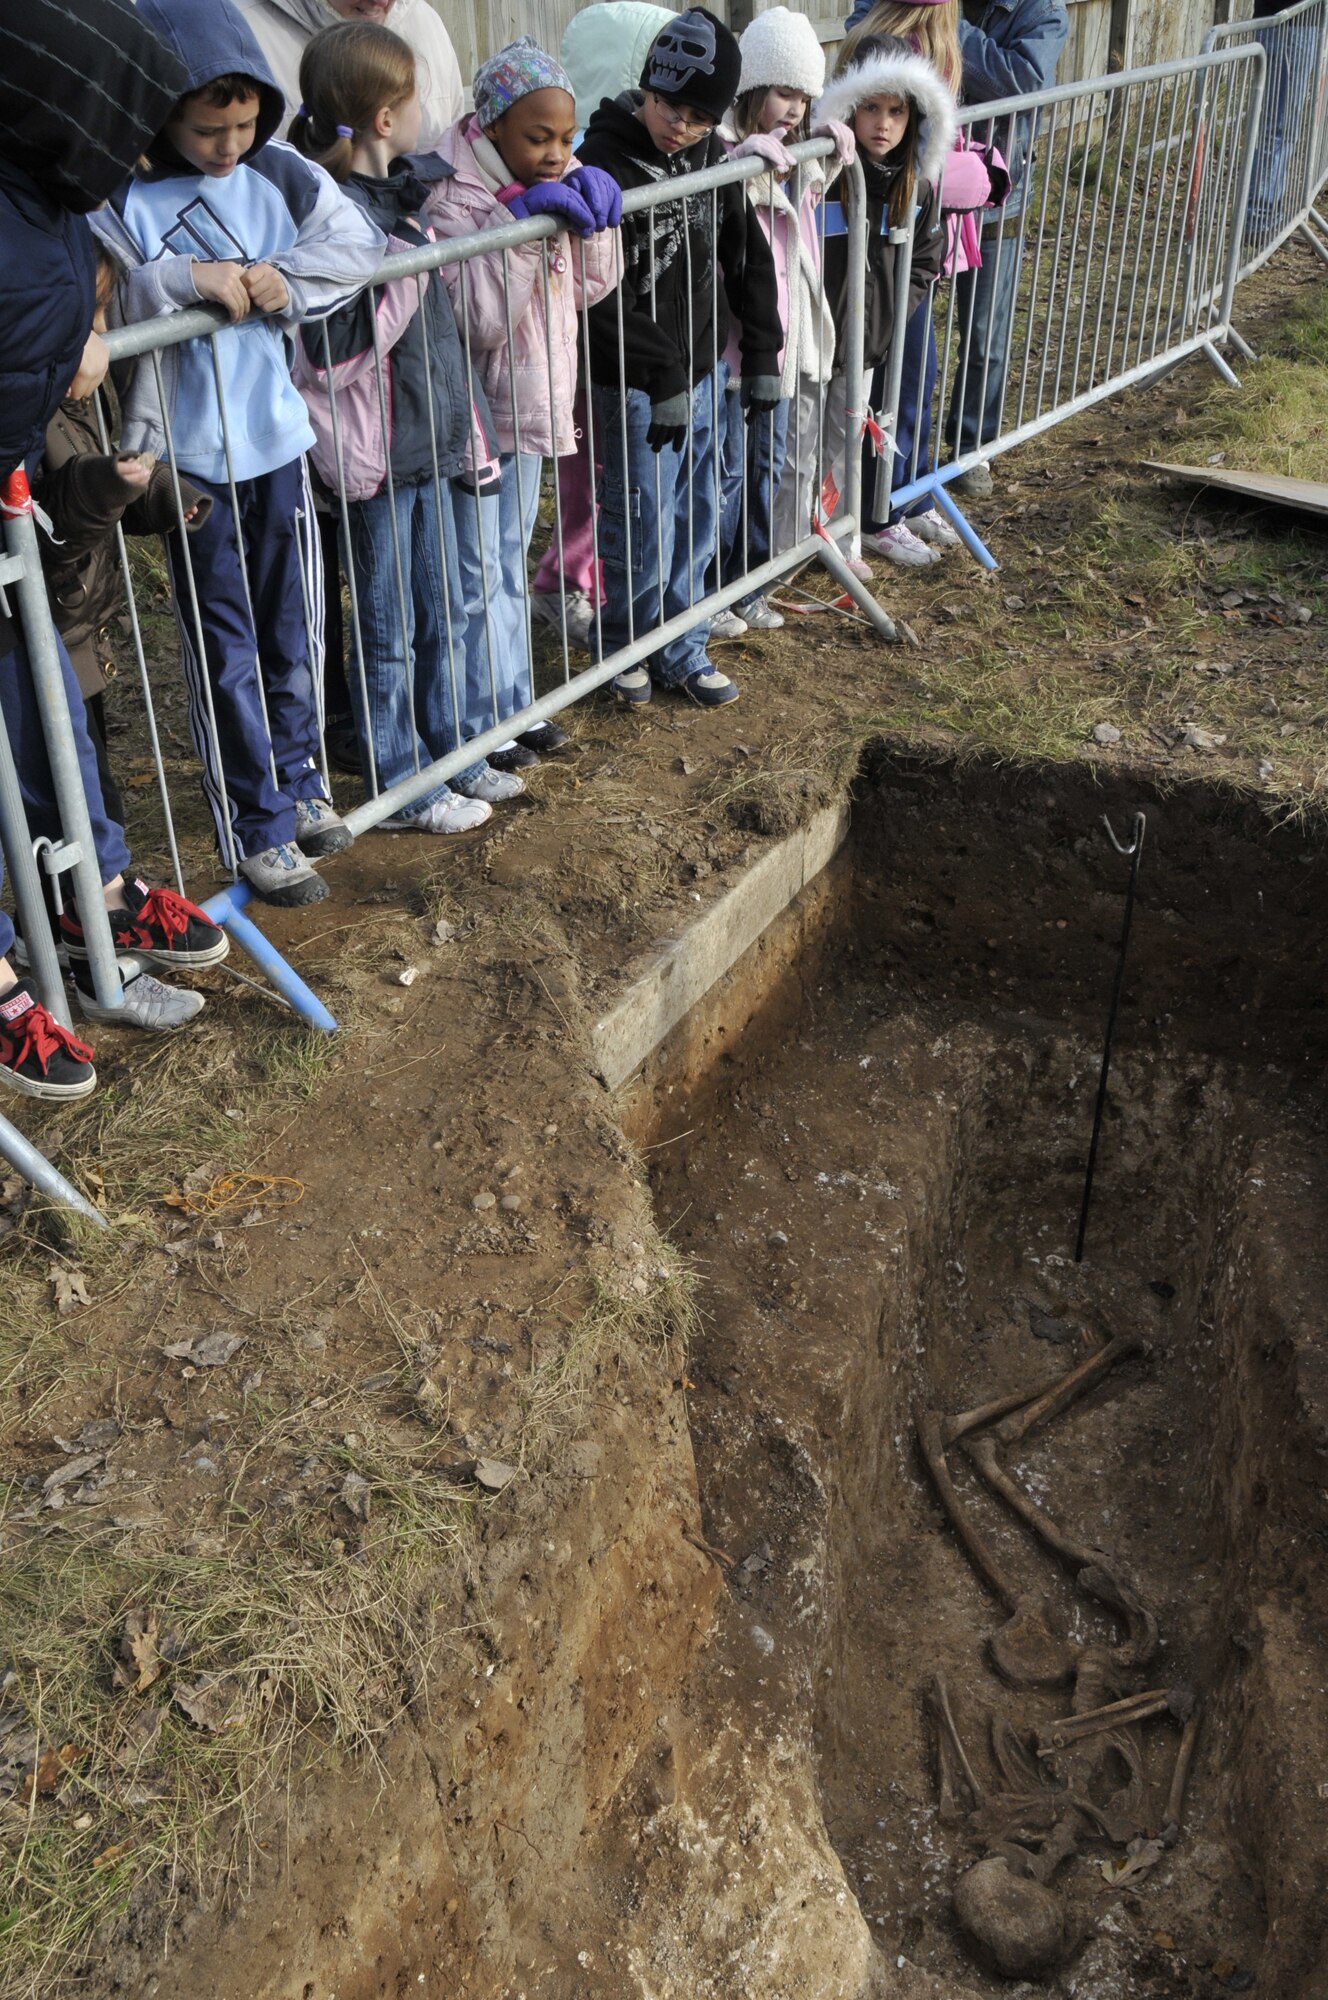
[641,6,742,124]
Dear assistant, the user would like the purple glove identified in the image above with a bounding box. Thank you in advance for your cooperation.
[501,179,597,237]
[564,164,623,231]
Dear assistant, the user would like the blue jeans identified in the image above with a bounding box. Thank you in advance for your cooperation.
[0,628,131,961]
[342,478,484,807]
[1247,24,1319,244]
[592,372,723,689]
[451,453,540,745]
[887,301,941,525]
[948,229,1022,457]
[719,386,790,609]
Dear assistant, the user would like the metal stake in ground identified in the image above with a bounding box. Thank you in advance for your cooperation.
[1075,813,1147,1265]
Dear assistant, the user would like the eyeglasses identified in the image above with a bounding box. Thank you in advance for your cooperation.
[649,93,714,137]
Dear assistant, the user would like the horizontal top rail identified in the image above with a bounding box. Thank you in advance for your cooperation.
[1205,0,1327,46]
[952,38,1263,130]
[102,135,838,364]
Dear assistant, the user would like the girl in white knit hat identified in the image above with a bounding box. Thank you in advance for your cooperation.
[713,7,856,634]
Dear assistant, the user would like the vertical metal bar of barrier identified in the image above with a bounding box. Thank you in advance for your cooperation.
[0,646,73,1026]
[0,472,122,1012]
[816,156,898,636]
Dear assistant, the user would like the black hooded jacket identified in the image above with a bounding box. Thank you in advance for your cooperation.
[0,0,186,481]
[577,92,782,404]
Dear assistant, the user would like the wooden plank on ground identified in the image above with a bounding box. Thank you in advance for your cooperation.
[1144,461,1328,518]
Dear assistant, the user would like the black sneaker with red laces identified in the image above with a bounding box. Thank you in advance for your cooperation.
[0,979,97,1100]
[61,878,229,971]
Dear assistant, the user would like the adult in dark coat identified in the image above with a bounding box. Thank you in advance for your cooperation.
[0,0,225,1088]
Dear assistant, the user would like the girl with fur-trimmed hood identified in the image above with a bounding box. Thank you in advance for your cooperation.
[812,33,955,572]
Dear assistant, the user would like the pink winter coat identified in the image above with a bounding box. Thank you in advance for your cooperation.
[428,118,622,457]
[719,144,836,393]
[940,136,1011,275]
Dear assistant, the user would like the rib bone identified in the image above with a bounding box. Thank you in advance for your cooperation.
[1035,1688,1172,1755]
[993,1334,1145,1448]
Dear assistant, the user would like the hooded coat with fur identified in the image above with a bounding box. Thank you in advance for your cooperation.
[814,43,955,369]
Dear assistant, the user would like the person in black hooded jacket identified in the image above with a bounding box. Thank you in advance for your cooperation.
[0,0,234,1091]
[577,8,782,709]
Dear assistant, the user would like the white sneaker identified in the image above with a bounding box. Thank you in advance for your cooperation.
[742,599,785,630]
[710,607,749,639]
[911,507,962,550]
[863,523,942,568]
[381,789,493,834]
[532,589,595,649]
[239,842,328,907]
[453,763,525,803]
[76,971,206,1029]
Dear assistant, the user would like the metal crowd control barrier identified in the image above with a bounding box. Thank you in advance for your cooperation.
[86,137,886,845]
[877,45,1267,558]
[1203,0,1328,294]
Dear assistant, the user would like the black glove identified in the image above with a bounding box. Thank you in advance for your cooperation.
[741,374,783,417]
[645,392,689,454]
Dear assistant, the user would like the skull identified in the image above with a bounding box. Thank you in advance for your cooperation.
[647,10,717,96]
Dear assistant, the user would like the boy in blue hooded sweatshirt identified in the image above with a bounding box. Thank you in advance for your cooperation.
[91,0,385,908]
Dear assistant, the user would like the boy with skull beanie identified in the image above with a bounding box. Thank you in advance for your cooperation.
[577,6,782,707]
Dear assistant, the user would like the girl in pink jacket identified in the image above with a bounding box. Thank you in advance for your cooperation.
[429,38,622,767]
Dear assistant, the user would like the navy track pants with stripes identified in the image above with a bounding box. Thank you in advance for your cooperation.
[167,456,325,862]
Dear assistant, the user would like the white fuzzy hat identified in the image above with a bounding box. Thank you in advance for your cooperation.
[738,6,826,102]
[814,40,957,185]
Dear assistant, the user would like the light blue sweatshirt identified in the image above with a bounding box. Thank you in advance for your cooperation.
[91,0,384,484]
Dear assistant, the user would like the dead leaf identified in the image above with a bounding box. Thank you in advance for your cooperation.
[339,1471,371,1523]
[474,1457,517,1493]
[43,1453,104,1494]
[91,1840,134,1871]
[161,1332,244,1368]
[113,1609,163,1693]
[112,1704,165,1764]
[173,1676,242,1735]
[50,1268,92,1314]
[20,1743,87,1800]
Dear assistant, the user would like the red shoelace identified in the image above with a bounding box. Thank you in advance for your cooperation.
[1,1001,95,1076]
[124,883,211,941]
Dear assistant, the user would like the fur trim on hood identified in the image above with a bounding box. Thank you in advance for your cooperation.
[813,44,957,187]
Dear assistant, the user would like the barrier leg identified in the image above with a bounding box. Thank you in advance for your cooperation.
[814,532,899,643]
[200,881,338,1035]
[0,1110,107,1228]
[932,485,999,572]
[1201,340,1242,386]
[1297,216,1328,264]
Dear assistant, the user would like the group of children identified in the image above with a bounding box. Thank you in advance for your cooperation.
[2,0,1008,1101]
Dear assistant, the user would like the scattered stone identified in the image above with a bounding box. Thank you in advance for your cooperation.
[474,1457,517,1493]
[1182,724,1226,752]
[397,966,419,987]
[430,919,455,946]
[1092,722,1121,746]
[471,1191,497,1212]
[499,1194,522,1213]
[339,1471,372,1522]
[1258,759,1275,780]
[751,1624,776,1656]
[897,620,922,650]
[768,1230,789,1250]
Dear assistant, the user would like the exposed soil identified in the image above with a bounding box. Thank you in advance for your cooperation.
[653,763,1328,2000]
[0,240,1324,1999]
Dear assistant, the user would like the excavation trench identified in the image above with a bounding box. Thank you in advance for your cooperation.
[635,756,1328,1999]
